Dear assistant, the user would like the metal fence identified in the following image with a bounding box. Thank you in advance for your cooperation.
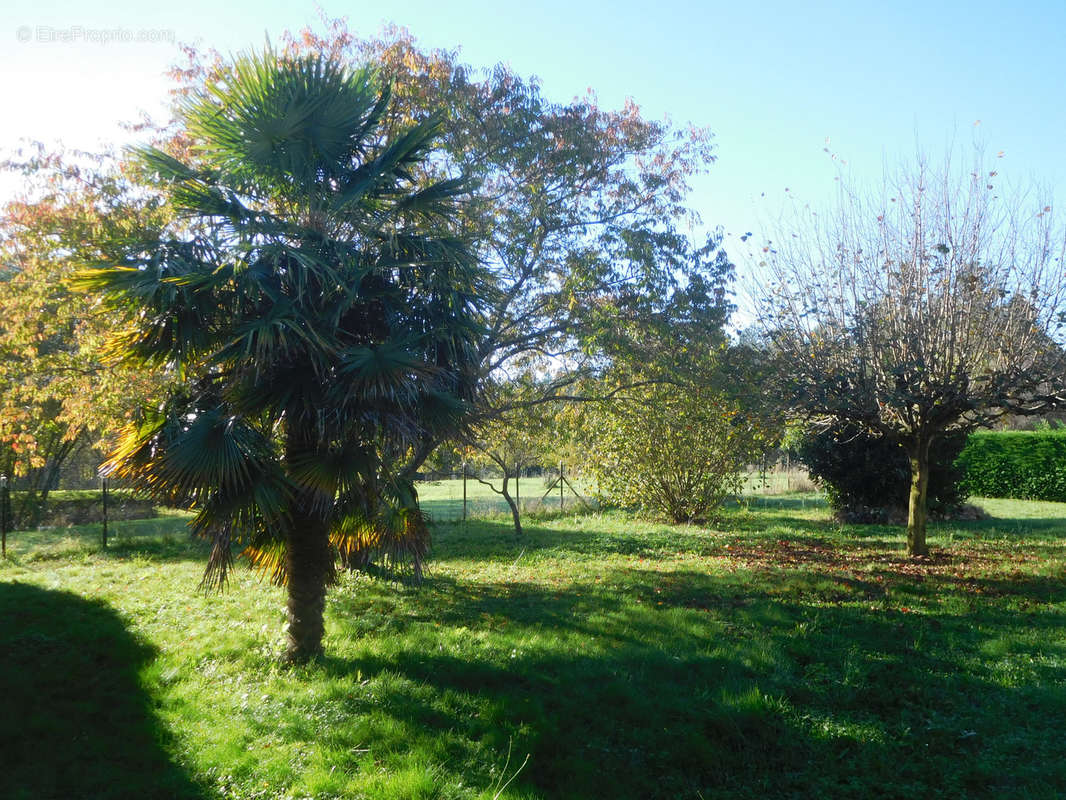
[416,467,591,522]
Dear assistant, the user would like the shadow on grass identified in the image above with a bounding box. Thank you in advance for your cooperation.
[948,515,1066,540]
[0,583,209,800]
[323,566,1066,799]
[4,516,209,566]
[100,533,212,564]
[429,511,874,566]
[428,507,1066,578]
[429,517,682,562]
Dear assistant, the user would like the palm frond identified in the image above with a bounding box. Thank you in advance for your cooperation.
[337,341,435,405]
[330,502,430,583]
[200,522,234,593]
[106,401,282,508]
[330,115,443,215]
[285,441,376,496]
[192,471,292,590]
[183,51,385,194]
[131,146,201,183]
[389,177,472,221]
[242,539,289,586]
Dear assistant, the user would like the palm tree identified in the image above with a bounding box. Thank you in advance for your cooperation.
[78,50,484,662]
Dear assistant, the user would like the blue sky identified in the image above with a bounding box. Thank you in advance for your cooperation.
[2,0,1064,263]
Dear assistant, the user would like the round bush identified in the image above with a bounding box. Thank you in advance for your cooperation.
[796,422,968,518]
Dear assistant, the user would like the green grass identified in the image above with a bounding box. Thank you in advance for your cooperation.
[1,496,1064,798]
[11,488,142,501]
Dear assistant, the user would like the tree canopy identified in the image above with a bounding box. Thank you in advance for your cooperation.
[757,149,1066,554]
[172,21,729,462]
[0,146,170,508]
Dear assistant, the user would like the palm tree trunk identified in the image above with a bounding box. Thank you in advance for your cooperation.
[283,425,333,663]
[284,510,332,662]
[905,435,932,557]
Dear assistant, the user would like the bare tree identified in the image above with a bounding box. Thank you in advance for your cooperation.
[756,149,1066,555]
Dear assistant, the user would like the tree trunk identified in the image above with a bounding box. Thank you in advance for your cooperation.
[503,486,523,537]
[495,472,522,537]
[40,432,84,505]
[905,436,932,557]
[283,426,334,663]
[473,450,523,537]
[284,508,332,662]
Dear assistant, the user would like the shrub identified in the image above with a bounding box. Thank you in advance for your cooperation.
[796,423,968,519]
[586,384,769,523]
[957,430,1066,501]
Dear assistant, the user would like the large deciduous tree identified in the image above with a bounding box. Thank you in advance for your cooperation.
[173,21,724,469]
[79,50,484,661]
[757,151,1066,555]
[0,146,170,515]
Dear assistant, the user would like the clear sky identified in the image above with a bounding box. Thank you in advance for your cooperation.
[2,0,1064,263]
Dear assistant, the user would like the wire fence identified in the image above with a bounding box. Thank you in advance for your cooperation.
[416,472,592,522]
[0,454,818,537]
[417,466,817,522]
[741,468,817,496]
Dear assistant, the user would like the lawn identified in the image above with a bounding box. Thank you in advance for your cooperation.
[1,496,1064,799]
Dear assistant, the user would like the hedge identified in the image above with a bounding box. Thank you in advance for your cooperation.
[956,430,1066,501]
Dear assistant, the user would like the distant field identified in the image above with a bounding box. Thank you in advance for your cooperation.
[2,494,1063,798]
[416,476,591,521]
[417,470,814,521]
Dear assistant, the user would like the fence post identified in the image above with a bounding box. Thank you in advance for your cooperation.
[462,462,467,522]
[560,461,564,510]
[515,462,520,515]
[1,474,8,559]
[100,473,109,549]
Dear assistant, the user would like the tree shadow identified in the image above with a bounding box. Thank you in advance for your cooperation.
[100,533,212,564]
[0,582,210,800]
[430,512,873,567]
[429,517,697,562]
[6,515,205,566]
[428,506,1066,574]
[322,566,1066,798]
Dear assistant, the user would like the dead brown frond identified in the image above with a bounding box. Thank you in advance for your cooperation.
[242,540,288,586]
[331,506,430,583]
[199,523,234,593]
